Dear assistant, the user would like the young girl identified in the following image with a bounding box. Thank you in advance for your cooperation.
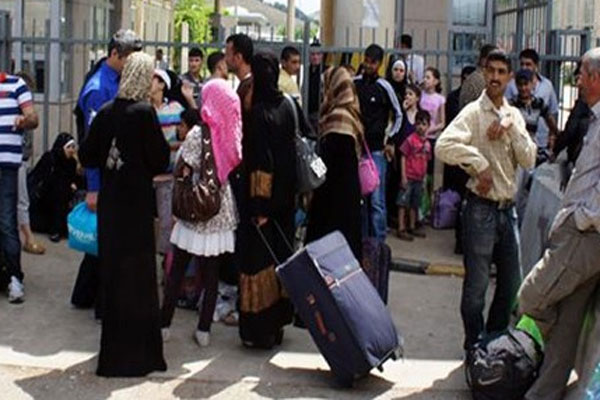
[419,67,446,218]
[420,67,446,140]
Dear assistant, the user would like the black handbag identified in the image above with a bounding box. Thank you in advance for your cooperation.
[172,123,221,222]
[283,94,327,193]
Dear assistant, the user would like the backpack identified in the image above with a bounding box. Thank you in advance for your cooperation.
[466,328,543,400]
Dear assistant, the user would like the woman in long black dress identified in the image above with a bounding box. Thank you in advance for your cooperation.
[306,66,363,260]
[238,51,295,349]
[78,52,169,377]
[28,132,80,241]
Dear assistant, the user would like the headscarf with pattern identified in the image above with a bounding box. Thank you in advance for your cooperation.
[117,52,154,102]
[319,66,364,155]
[200,79,243,184]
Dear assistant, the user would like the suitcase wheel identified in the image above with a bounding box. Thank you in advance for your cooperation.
[392,346,403,361]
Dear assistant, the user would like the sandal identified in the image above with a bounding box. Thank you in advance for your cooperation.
[23,242,46,255]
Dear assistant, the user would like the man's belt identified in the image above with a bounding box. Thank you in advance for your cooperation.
[467,191,515,210]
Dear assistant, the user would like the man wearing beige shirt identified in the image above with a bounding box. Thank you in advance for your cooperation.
[278,46,302,106]
[518,47,600,400]
[436,50,537,352]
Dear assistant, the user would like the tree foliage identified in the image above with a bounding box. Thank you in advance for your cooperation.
[174,0,214,44]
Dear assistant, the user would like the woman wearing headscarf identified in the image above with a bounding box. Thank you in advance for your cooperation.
[386,56,409,104]
[28,132,80,242]
[238,51,295,349]
[385,56,409,229]
[78,52,169,377]
[306,67,363,259]
[160,79,241,347]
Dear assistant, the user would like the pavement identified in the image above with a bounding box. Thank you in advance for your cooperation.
[0,227,472,400]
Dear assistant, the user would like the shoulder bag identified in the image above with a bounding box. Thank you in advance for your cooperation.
[359,137,380,196]
[283,94,327,193]
[172,123,221,222]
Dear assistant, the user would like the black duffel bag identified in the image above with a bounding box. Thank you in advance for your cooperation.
[466,328,543,400]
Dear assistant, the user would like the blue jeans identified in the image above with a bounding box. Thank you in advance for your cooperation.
[0,168,23,281]
[367,151,387,242]
[461,193,522,349]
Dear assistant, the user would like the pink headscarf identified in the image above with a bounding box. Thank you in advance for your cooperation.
[201,79,243,185]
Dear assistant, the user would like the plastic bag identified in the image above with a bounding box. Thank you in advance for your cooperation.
[67,202,98,256]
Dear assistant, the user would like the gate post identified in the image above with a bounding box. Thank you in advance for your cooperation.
[301,20,310,118]
[515,0,525,56]
[0,11,11,72]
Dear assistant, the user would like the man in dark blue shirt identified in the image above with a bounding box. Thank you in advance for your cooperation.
[354,44,403,242]
[71,29,141,314]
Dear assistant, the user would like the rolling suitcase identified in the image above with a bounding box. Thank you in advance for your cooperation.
[361,237,391,304]
[275,231,403,386]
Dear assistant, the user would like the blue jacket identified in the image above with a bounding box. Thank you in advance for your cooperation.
[77,60,120,191]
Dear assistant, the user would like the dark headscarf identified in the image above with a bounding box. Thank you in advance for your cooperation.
[52,133,75,158]
[251,51,282,105]
[386,55,408,103]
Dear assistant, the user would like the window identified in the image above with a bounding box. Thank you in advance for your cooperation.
[452,32,487,68]
[453,0,487,27]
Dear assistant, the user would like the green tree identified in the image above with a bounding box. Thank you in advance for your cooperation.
[175,0,213,43]
[173,0,214,70]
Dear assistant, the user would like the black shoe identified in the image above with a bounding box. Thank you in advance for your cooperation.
[49,233,61,243]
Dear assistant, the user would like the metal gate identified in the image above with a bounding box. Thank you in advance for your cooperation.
[0,4,594,159]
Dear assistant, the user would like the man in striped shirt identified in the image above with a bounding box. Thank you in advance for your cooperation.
[0,72,39,303]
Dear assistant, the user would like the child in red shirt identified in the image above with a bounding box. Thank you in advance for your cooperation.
[397,110,432,241]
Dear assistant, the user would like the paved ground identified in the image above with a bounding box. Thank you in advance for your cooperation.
[0,227,473,399]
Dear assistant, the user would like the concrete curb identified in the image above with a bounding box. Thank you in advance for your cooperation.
[392,258,464,277]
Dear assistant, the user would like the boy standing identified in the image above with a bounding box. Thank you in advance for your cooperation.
[511,69,559,222]
[511,68,558,163]
[397,110,432,241]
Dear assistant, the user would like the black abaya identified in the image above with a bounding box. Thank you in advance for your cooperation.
[239,52,295,348]
[79,98,169,377]
[306,133,362,260]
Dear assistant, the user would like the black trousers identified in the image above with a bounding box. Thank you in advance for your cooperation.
[71,253,103,318]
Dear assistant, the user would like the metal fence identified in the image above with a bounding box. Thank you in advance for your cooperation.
[492,0,591,127]
[0,9,593,160]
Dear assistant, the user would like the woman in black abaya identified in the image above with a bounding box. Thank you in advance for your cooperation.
[238,51,296,349]
[78,52,169,377]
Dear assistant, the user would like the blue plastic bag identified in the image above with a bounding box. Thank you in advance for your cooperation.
[586,362,600,400]
[67,202,98,256]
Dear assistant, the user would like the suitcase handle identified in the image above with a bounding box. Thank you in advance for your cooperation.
[314,310,327,336]
[254,220,294,265]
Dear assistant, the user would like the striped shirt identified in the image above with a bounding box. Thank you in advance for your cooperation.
[551,101,600,234]
[157,100,185,171]
[0,76,33,168]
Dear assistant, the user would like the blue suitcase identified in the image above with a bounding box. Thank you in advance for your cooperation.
[276,231,403,386]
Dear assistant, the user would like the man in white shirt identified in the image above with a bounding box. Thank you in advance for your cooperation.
[400,34,424,84]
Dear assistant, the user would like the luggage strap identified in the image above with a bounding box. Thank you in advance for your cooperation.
[254,220,294,265]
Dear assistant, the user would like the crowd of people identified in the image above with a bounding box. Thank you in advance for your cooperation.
[1,27,599,398]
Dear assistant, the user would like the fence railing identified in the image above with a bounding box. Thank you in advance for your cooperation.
[0,15,592,160]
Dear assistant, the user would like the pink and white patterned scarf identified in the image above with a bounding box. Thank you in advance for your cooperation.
[201,79,243,184]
